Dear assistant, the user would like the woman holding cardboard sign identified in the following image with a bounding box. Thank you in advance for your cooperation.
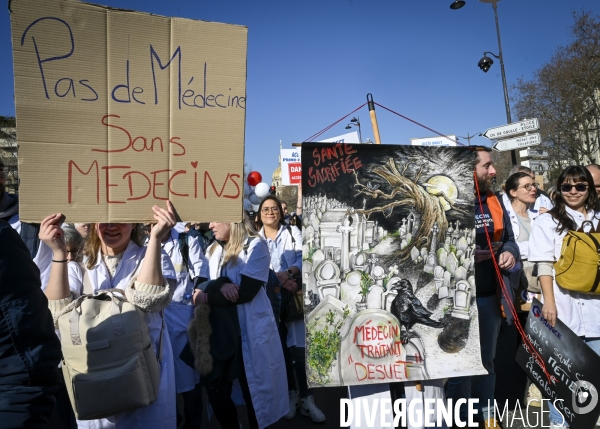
[529,166,600,429]
[39,202,178,429]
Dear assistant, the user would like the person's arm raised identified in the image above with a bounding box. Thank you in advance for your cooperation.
[39,214,71,301]
[137,201,177,286]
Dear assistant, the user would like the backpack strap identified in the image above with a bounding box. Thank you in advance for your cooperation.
[586,231,600,293]
[178,232,191,272]
[243,236,257,256]
[80,263,94,295]
[286,225,296,244]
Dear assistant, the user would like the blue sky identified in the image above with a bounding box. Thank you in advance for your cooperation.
[2,0,599,183]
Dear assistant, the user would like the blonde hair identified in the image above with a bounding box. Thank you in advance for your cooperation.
[84,223,145,270]
[207,213,260,268]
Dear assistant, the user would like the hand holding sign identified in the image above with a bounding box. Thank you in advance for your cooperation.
[150,200,178,241]
[39,213,67,257]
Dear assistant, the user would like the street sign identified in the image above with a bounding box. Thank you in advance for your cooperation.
[519,148,548,158]
[483,118,539,140]
[522,160,549,172]
[492,133,541,152]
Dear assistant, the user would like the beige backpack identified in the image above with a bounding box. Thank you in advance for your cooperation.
[57,289,162,420]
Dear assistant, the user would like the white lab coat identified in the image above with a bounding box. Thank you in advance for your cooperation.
[259,224,305,347]
[529,208,600,337]
[208,237,288,429]
[162,229,208,393]
[502,194,540,260]
[69,240,177,429]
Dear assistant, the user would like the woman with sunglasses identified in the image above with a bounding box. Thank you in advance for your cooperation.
[255,195,326,423]
[529,166,600,429]
[39,202,179,428]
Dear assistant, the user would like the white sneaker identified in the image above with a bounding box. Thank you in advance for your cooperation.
[284,390,299,419]
[300,395,326,423]
[526,383,542,407]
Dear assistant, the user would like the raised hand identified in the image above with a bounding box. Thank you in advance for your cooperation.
[150,200,178,241]
[39,214,67,257]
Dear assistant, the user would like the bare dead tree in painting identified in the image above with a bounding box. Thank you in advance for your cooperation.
[353,158,466,262]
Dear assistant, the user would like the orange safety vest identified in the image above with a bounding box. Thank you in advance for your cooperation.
[485,191,504,243]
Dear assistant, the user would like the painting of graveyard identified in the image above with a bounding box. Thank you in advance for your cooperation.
[301,143,487,388]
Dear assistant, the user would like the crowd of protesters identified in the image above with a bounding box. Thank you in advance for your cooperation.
[1,152,600,429]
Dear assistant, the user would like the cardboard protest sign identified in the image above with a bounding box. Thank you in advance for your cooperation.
[280,148,301,185]
[301,143,485,387]
[10,0,247,222]
[516,299,600,429]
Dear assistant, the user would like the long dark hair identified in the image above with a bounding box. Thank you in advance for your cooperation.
[549,166,599,234]
[256,195,286,230]
[504,172,532,202]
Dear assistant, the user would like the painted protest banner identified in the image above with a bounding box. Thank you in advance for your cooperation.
[516,299,600,429]
[280,148,301,186]
[301,143,486,387]
[10,0,247,222]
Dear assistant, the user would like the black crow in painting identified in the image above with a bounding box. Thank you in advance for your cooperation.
[390,279,447,342]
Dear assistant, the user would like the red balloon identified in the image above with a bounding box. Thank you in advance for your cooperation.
[247,171,262,186]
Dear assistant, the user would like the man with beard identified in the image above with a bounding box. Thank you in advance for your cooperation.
[445,147,519,429]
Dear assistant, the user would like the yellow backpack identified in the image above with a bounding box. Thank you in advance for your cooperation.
[554,220,600,295]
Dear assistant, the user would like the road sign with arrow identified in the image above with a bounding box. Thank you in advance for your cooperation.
[483,119,539,140]
[492,133,541,152]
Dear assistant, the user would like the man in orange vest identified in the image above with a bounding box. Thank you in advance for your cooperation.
[446,147,519,429]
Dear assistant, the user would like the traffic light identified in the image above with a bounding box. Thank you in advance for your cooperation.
[269,186,276,195]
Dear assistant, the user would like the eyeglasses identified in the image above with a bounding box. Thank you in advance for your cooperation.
[560,183,588,193]
[519,182,540,191]
[66,248,81,255]
[261,207,280,214]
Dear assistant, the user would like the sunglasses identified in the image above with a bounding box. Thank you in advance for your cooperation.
[560,183,588,193]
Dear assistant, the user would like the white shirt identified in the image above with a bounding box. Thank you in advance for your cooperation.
[259,224,302,273]
[502,192,554,260]
[259,224,305,348]
[529,208,600,337]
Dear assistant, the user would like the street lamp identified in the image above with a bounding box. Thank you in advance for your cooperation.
[456,132,481,146]
[345,117,363,143]
[452,0,517,165]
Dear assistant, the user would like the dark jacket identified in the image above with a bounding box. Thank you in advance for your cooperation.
[475,192,520,323]
[0,220,61,426]
[0,193,41,258]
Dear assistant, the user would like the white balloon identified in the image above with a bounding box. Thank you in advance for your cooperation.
[248,193,260,205]
[243,183,252,197]
[252,204,260,212]
[243,199,253,211]
[254,182,270,198]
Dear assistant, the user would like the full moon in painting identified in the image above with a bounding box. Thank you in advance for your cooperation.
[425,175,458,211]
